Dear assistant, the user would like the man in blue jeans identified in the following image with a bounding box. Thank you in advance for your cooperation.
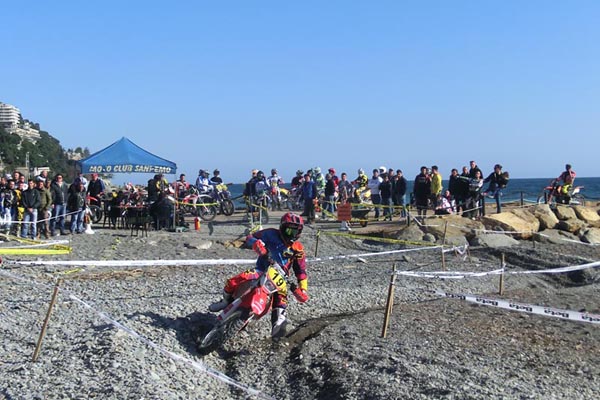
[21,179,41,239]
[50,174,70,236]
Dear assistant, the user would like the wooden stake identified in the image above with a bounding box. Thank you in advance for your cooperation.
[499,253,505,295]
[32,279,62,362]
[314,230,321,257]
[381,264,397,338]
[441,221,448,270]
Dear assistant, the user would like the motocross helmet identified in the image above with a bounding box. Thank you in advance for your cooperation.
[313,167,321,175]
[358,168,364,175]
[271,168,277,175]
[257,170,265,180]
[280,212,304,243]
[328,168,336,175]
[213,169,220,175]
[296,169,303,176]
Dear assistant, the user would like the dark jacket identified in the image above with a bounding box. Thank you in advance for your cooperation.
[394,176,407,197]
[21,188,41,209]
[483,172,508,192]
[50,181,69,205]
[379,180,392,199]
[37,187,53,212]
[413,173,431,198]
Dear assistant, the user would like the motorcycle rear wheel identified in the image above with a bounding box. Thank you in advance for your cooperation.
[88,205,103,224]
[572,193,585,206]
[197,310,247,356]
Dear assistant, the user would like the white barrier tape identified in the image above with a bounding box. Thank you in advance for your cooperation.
[12,259,257,267]
[0,268,274,399]
[434,290,600,325]
[309,245,443,262]
[397,268,505,279]
[509,260,600,275]
[12,244,465,267]
[67,293,274,400]
[0,240,70,249]
[396,259,600,280]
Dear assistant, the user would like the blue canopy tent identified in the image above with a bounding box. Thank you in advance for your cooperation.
[78,137,177,175]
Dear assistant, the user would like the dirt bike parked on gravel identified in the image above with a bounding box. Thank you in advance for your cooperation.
[180,186,218,221]
[197,258,301,355]
[537,184,585,206]
[210,183,235,216]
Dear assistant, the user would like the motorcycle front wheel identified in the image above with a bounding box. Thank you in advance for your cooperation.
[197,310,248,356]
[220,199,235,216]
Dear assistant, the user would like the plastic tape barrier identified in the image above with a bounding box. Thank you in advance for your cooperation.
[0,269,274,400]
[396,260,600,280]
[13,258,257,267]
[0,245,72,255]
[435,290,600,325]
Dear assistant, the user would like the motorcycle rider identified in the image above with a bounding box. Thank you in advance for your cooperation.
[208,212,309,338]
[210,169,223,184]
[195,169,212,194]
[291,170,304,189]
[267,168,285,211]
[552,164,576,202]
[352,168,368,189]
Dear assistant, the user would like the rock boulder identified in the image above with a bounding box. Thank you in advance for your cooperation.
[557,219,587,234]
[482,209,539,239]
[470,233,519,248]
[573,206,600,227]
[554,205,577,220]
[580,227,600,245]
[531,204,559,230]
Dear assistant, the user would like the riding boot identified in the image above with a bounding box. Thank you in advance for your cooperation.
[208,291,232,312]
[271,307,288,338]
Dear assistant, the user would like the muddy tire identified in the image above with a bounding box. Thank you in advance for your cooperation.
[197,310,247,356]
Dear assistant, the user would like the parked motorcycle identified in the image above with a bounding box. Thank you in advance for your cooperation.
[213,183,235,216]
[197,259,301,355]
[180,186,218,221]
[86,194,104,224]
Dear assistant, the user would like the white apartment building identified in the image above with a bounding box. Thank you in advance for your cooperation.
[0,102,21,128]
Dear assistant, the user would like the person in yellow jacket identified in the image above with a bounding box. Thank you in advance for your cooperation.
[430,165,443,208]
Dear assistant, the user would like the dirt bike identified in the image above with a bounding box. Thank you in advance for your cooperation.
[180,186,218,220]
[86,194,104,224]
[285,186,303,211]
[246,191,270,225]
[211,183,235,216]
[537,183,585,206]
[197,260,297,355]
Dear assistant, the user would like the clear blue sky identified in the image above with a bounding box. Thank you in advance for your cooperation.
[2,0,599,183]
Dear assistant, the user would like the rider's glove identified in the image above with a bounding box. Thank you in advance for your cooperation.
[293,287,309,303]
[252,240,268,256]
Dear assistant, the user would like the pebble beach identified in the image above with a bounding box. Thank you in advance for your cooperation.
[1,210,599,399]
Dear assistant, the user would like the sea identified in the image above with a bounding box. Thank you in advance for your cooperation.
[226,177,600,207]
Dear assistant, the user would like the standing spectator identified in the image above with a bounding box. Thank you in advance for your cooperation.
[174,173,189,200]
[68,181,86,234]
[20,179,41,239]
[394,170,408,218]
[413,166,431,220]
[37,179,52,239]
[2,179,18,233]
[323,173,336,219]
[430,166,443,208]
[379,173,393,221]
[368,169,383,220]
[87,173,105,206]
[466,171,483,219]
[453,168,470,214]
[328,168,339,188]
[50,174,70,236]
[301,174,317,224]
[469,160,483,179]
[483,164,509,213]
[337,173,354,204]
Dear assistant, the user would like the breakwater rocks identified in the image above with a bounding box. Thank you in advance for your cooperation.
[396,204,600,248]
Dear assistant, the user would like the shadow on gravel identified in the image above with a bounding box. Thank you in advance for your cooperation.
[132,311,217,356]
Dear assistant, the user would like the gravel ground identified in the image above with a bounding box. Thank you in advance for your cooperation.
[1,212,599,399]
